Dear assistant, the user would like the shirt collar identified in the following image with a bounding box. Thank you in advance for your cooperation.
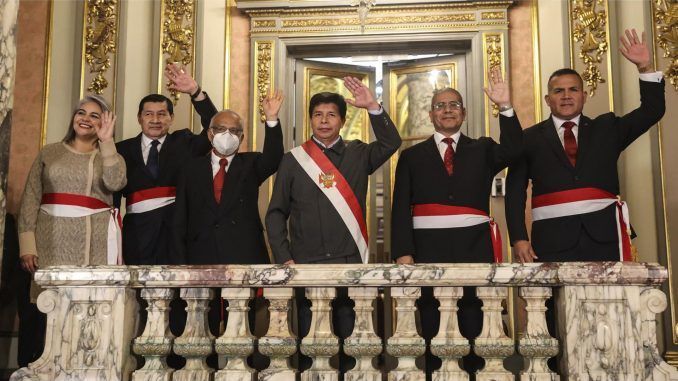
[210,150,235,166]
[312,135,342,150]
[551,114,581,129]
[141,133,167,148]
[433,130,461,146]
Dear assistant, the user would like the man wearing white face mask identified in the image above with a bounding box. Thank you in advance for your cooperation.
[173,89,284,266]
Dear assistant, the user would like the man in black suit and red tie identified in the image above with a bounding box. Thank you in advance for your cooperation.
[505,28,666,265]
[391,68,524,379]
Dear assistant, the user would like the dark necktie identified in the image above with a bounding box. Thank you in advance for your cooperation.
[146,140,160,179]
[562,121,577,166]
[442,137,455,175]
[213,158,228,204]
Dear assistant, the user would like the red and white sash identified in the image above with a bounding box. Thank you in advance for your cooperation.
[40,193,123,265]
[125,186,176,214]
[412,204,503,263]
[290,140,369,263]
[531,187,632,261]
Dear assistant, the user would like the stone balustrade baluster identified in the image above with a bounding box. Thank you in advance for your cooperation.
[173,288,215,381]
[259,287,297,380]
[386,287,426,381]
[431,286,470,381]
[300,287,340,381]
[132,288,175,381]
[215,288,255,381]
[474,286,514,381]
[518,287,559,381]
[345,287,383,381]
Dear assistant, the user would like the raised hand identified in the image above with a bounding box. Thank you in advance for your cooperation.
[165,63,199,94]
[483,67,511,107]
[619,29,651,73]
[96,111,116,142]
[513,240,538,263]
[343,76,380,111]
[262,89,284,121]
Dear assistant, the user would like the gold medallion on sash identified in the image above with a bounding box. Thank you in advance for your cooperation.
[318,172,336,188]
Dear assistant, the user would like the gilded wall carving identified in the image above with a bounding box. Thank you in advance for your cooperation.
[484,34,503,118]
[653,0,678,91]
[84,0,118,95]
[161,0,195,102]
[254,41,273,124]
[570,0,608,96]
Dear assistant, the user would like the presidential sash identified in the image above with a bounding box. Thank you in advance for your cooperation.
[125,186,176,214]
[412,203,503,263]
[290,140,369,263]
[531,187,632,261]
[40,193,123,265]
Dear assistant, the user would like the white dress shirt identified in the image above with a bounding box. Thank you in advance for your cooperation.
[141,134,167,164]
[433,130,461,161]
[210,151,236,178]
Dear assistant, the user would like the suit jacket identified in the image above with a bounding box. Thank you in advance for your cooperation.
[114,94,217,265]
[505,79,665,260]
[391,114,523,263]
[266,111,401,264]
[174,121,284,265]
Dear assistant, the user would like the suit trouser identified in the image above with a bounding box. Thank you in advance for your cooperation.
[540,226,619,372]
[418,286,484,380]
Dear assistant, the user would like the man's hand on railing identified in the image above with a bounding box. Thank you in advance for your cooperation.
[513,240,538,263]
[284,259,295,265]
[395,255,415,265]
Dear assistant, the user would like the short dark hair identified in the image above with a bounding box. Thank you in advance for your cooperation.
[138,94,173,116]
[309,92,347,120]
[431,87,464,109]
[547,68,583,91]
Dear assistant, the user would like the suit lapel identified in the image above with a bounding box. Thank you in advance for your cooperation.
[199,156,218,211]
[219,154,244,213]
[423,136,449,176]
[157,133,173,180]
[132,134,155,180]
[540,118,575,171]
[575,116,592,170]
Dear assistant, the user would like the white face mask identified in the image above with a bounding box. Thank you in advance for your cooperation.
[212,131,240,156]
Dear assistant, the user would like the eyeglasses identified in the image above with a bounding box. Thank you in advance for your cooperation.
[210,126,243,135]
[432,101,463,111]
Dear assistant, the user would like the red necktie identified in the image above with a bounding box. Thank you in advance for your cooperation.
[213,158,228,204]
[562,121,577,166]
[442,137,455,175]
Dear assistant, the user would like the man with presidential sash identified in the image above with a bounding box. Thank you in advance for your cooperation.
[390,68,523,379]
[266,77,401,372]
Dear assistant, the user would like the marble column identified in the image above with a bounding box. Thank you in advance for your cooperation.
[345,287,382,381]
[431,286,470,381]
[173,288,215,381]
[215,288,256,381]
[474,286,513,381]
[300,287,339,381]
[259,287,297,380]
[518,287,559,381]
[0,0,19,282]
[132,288,176,381]
[386,287,425,381]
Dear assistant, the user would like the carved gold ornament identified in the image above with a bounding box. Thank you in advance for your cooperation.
[162,0,195,103]
[570,0,608,96]
[485,34,503,118]
[255,41,273,123]
[84,0,118,94]
[653,0,678,91]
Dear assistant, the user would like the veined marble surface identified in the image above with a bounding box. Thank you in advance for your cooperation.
[34,262,668,288]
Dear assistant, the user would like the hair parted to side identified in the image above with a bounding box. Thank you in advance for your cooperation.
[62,94,111,145]
[431,87,464,109]
[137,94,174,116]
[309,92,347,120]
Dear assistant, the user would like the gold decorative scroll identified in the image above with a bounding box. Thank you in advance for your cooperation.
[482,11,505,20]
[484,34,503,118]
[161,0,195,103]
[653,0,678,91]
[570,0,608,96]
[254,41,273,131]
[84,0,118,95]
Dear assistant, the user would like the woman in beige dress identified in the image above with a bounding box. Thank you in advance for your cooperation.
[18,95,126,299]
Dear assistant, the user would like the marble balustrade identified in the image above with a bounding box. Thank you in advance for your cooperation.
[9,262,678,381]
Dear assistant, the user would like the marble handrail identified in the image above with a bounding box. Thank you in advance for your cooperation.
[10,262,678,381]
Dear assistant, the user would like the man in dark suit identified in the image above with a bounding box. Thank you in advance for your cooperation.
[506,29,665,264]
[391,68,523,379]
[115,65,217,265]
[173,91,284,370]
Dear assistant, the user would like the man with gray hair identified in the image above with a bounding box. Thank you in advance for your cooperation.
[391,68,523,378]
